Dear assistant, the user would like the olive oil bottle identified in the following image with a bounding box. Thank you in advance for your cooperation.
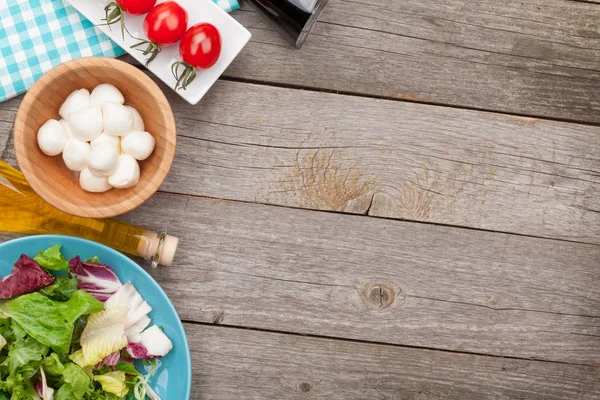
[0,161,177,267]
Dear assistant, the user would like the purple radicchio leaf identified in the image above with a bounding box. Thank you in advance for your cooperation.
[35,380,43,398]
[69,256,122,302]
[36,367,54,400]
[0,254,54,299]
[126,343,158,360]
[94,351,121,369]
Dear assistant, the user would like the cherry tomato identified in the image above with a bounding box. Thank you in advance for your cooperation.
[171,23,222,90]
[131,1,188,65]
[143,1,188,46]
[179,23,222,69]
[117,0,156,15]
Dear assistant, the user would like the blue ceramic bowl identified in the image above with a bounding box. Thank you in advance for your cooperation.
[0,235,191,400]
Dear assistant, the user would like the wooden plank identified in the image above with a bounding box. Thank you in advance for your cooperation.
[213,0,600,124]
[186,323,600,400]
[119,192,597,364]
[161,79,600,244]
[1,79,599,243]
[0,97,18,158]
[0,189,599,364]
[165,80,600,245]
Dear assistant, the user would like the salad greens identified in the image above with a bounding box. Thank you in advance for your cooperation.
[0,246,171,400]
[0,291,103,354]
[33,246,68,272]
[41,277,78,302]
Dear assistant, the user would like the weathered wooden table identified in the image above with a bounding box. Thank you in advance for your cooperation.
[2,0,600,398]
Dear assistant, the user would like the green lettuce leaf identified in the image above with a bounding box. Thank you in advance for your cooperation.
[43,352,65,376]
[114,361,139,376]
[70,316,88,354]
[85,257,99,264]
[85,388,120,400]
[0,361,41,400]
[0,291,103,354]
[34,245,69,272]
[55,363,91,400]
[55,385,77,400]
[1,332,48,373]
[41,275,78,302]
[93,371,128,397]
[0,320,12,341]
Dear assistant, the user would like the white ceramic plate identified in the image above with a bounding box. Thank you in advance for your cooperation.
[68,0,251,105]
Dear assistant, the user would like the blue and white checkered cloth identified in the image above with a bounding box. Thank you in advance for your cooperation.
[0,0,239,102]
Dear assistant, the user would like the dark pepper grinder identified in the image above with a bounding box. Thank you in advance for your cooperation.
[246,0,329,48]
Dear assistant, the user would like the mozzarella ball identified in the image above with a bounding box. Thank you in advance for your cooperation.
[37,119,67,156]
[108,154,140,189]
[58,119,73,138]
[68,106,103,141]
[62,138,91,172]
[103,103,133,136]
[125,105,144,131]
[88,144,119,177]
[121,130,155,161]
[90,83,125,107]
[91,133,121,152]
[79,168,112,193]
[59,89,91,119]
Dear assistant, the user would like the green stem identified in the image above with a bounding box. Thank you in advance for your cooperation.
[171,61,197,91]
[131,40,162,66]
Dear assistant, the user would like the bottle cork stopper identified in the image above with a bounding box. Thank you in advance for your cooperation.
[158,235,179,267]
[137,231,179,267]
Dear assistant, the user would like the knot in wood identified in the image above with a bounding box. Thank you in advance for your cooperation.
[360,283,395,310]
[297,382,312,393]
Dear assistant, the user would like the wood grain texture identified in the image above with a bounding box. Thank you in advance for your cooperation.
[13,57,176,218]
[0,97,17,158]
[111,192,600,364]
[184,323,600,399]
[213,0,600,124]
[138,79,600,244]
[3,77,599,243]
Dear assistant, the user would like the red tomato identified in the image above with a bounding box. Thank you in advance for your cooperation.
[171,23,222,90]
[179,23,222,70]
[116,0,156,15]
[143,1,188,46]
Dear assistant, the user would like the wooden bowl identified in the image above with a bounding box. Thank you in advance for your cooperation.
[13,57,176,218]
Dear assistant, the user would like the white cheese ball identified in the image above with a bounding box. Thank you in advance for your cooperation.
[88,144,119,177]
[62,138,91,172]
[108,154,140,189]
[125,105,144,131]
[68,106,103,141]
[90,83,125,107]
[103,103,133,136]
[58,89,91,119]
[37,119,67,156]
[79,167,112,193]
[91,133,121,153]
[58,119,73,138]
[121,130,155,161]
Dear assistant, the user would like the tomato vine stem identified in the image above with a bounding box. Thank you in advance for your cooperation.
[171,62,197,91]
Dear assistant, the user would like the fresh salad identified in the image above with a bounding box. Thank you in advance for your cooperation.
[0,245,173,400]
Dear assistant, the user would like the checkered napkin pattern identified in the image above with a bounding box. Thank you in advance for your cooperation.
[0,0,240,102]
